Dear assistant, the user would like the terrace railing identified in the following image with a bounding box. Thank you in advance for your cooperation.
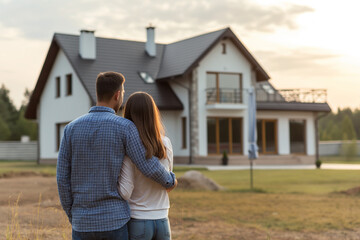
[206,88,328,104]
[256,88,327,103]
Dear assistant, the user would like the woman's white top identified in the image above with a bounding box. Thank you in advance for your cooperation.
[118,136,173,219]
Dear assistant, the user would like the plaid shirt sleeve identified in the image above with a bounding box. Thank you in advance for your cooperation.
[56,125,73,223]
[125,122,175,189]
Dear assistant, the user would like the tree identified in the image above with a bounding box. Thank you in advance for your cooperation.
[340,115,358,161]
[0,117,10,140]
[341,115,357,140]
[0,86,37,141]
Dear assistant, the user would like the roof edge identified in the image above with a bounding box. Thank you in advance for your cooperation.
[25,36,60,119]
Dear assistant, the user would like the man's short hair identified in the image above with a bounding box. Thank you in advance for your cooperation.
[96,72,125,102]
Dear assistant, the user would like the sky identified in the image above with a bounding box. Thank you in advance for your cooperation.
[0,0,359,111]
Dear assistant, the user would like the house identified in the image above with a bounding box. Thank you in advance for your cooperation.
[25,27,331,165]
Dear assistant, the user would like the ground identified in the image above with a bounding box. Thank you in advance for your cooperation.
[2,162,360,239]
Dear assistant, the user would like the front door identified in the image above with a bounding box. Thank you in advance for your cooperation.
[207,117,243,155]
[257,119,278,154]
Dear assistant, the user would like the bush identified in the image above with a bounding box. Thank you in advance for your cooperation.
[315,160,322,169]
[222,151,228,166]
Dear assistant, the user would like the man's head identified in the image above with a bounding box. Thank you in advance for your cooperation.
[96,72,125,112]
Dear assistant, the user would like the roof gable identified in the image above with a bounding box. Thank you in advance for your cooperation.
[157,28,270,81]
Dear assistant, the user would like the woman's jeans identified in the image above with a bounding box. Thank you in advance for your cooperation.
[128,218,171,240]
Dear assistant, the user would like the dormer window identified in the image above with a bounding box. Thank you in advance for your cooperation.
[221,43,226,54]
[139,72,155,84]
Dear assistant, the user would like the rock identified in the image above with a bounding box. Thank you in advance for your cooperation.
[177,170,225,191]
[341,186,360,196]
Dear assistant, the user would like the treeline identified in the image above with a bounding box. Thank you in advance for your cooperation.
[0,84,37,141]
[319,108,359,141]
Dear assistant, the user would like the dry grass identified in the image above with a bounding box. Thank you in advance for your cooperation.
[2,162,360,239]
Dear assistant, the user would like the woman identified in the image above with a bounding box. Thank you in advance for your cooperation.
[118,92,174,240]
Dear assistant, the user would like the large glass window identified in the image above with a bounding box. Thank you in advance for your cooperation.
[207,118,217,154]
[232,119,242,153]
[206,72,242,103]
[290,120,306,154]
[207,117,242,154]
[257,119,278,154]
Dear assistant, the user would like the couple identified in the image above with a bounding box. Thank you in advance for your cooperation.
[57,71,177,240]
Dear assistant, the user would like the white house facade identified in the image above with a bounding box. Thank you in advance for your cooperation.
[38,49,91,161]
[26,27,331,164]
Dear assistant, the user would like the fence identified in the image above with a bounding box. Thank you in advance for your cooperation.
[0,141,38,160]
[319,141,360,156]
[0,141,357,160]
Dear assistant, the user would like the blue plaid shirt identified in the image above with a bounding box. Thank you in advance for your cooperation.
[57,106,175,232]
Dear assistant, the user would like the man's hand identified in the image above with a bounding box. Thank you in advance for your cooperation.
[166,178,178,193]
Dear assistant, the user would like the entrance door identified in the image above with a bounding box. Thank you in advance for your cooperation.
[207,117,243,154]
[257,119,278,154]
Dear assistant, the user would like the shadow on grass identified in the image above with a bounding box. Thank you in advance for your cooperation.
[228,188,267,193]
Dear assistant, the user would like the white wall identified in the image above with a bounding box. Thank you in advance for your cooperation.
[163,79,190,157]
[196,39,254,156]
[38,49,92,159]
[257,111,316,155]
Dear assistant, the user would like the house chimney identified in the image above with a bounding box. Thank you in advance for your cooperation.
[79,30,96,60]
[145,26,156,57]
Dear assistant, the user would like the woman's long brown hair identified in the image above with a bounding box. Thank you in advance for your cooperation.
[123,92,166,159]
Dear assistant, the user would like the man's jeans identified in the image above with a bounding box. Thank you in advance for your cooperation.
[128,218,171,240]
[72,224,128,240]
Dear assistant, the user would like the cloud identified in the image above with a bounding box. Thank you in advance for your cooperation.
[254,48,342,77]
[0,0,313,41]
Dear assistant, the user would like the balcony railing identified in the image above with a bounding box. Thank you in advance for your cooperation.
[256,88,327,103]
[206,88,242,104]
[206,88,328,104]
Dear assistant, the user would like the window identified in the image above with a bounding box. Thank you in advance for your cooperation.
[206,72,242,104]
[66,74,72,96]
[182,117,187,149]
[257,119,277,154]
[56,123,68,151]
[56,76,60,98]
[290,120,306,154]
[207,117,242,154]
[221,43,226,54]
[139,72,155,83]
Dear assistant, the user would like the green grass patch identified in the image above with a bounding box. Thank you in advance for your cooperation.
[320,156,360,164]
[173,167,360,194]
[0,160,56,177]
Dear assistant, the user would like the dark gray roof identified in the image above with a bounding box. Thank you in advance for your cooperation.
[157,29,227,79]
[257,102,331,112]
[55,34,182,110]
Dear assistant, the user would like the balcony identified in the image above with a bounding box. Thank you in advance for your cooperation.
[206,88,243,104]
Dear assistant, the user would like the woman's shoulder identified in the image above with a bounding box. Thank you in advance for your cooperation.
[162,136,172,150]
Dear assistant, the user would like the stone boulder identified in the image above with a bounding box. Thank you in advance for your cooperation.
[177,170,225,191]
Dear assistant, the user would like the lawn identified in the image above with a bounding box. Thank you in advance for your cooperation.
[320,155,360,164]
[2,160,360,239]
[0,160,57,176]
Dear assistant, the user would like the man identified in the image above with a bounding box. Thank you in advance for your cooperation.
[57,72,177,239]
